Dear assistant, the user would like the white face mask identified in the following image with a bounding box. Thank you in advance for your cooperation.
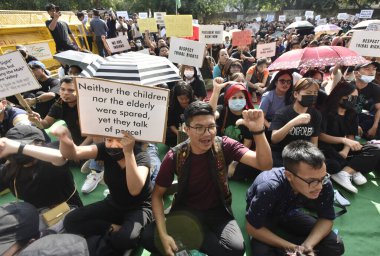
[228,98,246,111]
[184,70,194,78]
[360,74,375,83]
[136,42,142,47]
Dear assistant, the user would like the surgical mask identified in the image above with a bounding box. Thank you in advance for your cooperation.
[136,42,142,47]
[184,70,194,78]
[228,98,246,111]
[360,75,375,83]
[105,148,125,161]
[339,96,357,109]
[299,95,317,107]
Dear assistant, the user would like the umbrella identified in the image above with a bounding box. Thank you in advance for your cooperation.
[314,24,342,33]
[53,50,103,71]
[353,19,380,30]
[80,52,181,86]
[285,21,314,30]
[268,46,369,71]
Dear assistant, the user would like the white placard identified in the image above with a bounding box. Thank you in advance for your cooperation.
[359,10,374,19]
[278,15,286,22]
[266,14,275,22]
[75,77,169,142]
[256,42,276,59]
[295,17,302,22]
[317,18,327,26]
[315,15,321,21]
[337,13,349,20]
[256,17,262,22]
[154,12,166,26]
[24,42,52,61]
[305,11,314,19]
[0,51,41,98]
[116,11,129,19]
[355,13,361,18]
[349,31,380,57]
[106,36,130,53]
[168,37,205,68]
[139,12,148,19]
[199,25,224,44]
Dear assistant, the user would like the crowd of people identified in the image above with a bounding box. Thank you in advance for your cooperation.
[1,2,380,256]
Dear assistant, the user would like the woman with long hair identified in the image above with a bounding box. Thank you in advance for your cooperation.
[319,81,380,193]
[213,49,229,78]
[179,65,206,101]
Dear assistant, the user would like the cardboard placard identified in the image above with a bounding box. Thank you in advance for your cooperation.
[337,13,349,20]
[75,77,169,142]
[295,17,302,22]
[232,30,252,46]
[199,25,224,44]
[349,31,380,57]
[24,42,52,61]
[139,12,148,19]
[106,36,130,53]
[317,18,327,26]
[278,15,286,22]
[154,12,166,26]
[256,42,276,58]
[164,15,193,37]
[0,51,41,98]
[168,37,205,67]
[359,10,374,19]
[137,18,158,32]
[116,11,129,19]
[315,15,321,21]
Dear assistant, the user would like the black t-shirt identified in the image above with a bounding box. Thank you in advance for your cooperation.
[190,79,207,99]
[231,51,253,75]
[270,105,322,152]
[45,19,75,52]
[26,78,60,96]
[48,100,84,145]
[354,81,380,113]
[321,112,358,152]
[107,19,117,38]
[96,143,151,208]
[0,160,77,209]
[216,105,252,143]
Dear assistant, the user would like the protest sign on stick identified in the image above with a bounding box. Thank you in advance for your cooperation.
[164,15,193,37]
[106,36,130,53]
[154,12,166,26]
[256,42,276,58]
[75,77,170,143]
[116,11,129,19]
[349,31,380,57]
[232,30,252,46]
[0,51,41,98]
[359,10,374,19]
[278,15,286,22]
[139,12,148,19]
[138,18,158,32]
[169,37,205,67]
[199,25,224,44]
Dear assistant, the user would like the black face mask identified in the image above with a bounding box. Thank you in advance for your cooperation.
[105,148,125,161]
[339,96,357,109]
[8,154,35,165]
[299,95,317,107]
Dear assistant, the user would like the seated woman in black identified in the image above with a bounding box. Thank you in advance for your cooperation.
[319,81,380,194]
[270,78,322,167]
[179,65,206,101]
[210,79,258,180]
[0,125,82,209]
[54,126,152,256]
[166,82,195,147]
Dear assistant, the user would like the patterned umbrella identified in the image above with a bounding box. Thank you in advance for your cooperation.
[314,24,342,33]
[268,46,369,71]
[353,19,380,29]
[80,52,181,86]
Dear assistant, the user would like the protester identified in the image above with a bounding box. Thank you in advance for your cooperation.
[45,3,78,53]
[0,98,31,137]
[246,58,269,102]
[320,81,380,193]
[16,45,38,63]
[270,78,321,167]
[76,11,93,51]
[104,10,117,39]
[90,9,109,57]
[54,126,152,255]
[141,101,272,255]
[231,45,255,75]
[213,49,229,78]
[180,65,207,101]
[246,140,345,256]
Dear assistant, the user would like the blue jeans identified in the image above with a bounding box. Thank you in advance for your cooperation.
[146,143,161,186]
[89,159,102,173]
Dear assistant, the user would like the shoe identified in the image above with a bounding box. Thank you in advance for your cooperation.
[331,171,358,193]
[334,189,351,206]
[81,171,104,194]
[80,160,91,174]
[352,172,367,185]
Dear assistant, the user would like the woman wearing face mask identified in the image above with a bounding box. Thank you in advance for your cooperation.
[135,40,144,50]
[319,81,380,193]
[165,82,196,147]
[180,65,207,101]
[53,126,153,255]
[213,49,229,78]
[270,78,322,167]
[210,78,259,180]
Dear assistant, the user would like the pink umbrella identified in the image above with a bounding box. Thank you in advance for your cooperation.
[268,46,369,71]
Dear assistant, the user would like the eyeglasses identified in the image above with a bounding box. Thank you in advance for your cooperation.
[278,79,292,85]
[290,172,330,188]
[187,125,217,135]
